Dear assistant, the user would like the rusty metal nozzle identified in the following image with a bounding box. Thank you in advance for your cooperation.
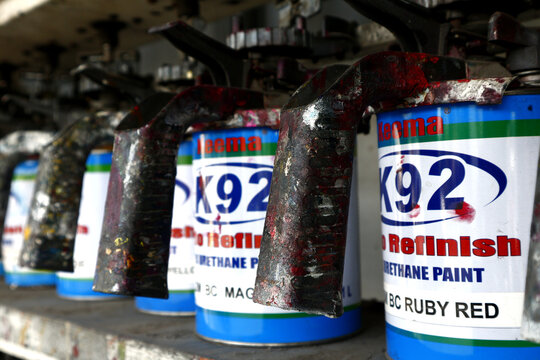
[93,85,263,298]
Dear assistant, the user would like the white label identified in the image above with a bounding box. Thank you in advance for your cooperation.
[193,131,360,314]
[379,136,540,340]
[2,171,47,275]
[58,171,109,280]
[168,162,195,291]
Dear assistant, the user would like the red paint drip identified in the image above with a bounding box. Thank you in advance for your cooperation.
[534,203,540,217]
[454,201,475,223]
[409,204,421,218]
[72,345,79,358]
[216,213,222,234]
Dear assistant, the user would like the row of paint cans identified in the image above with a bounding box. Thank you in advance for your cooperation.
[132,110,362,345]
[378,93,540,359]
[192,125,361,345]
[135,140,196,315]
[56,149,120,300]
[2,158,56,287]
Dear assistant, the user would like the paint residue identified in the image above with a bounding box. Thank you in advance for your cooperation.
[454,201,475,223]
[409,204,421,218]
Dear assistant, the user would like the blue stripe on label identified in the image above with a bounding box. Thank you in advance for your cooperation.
[56,277,121,299]
[135,293,196,314]
[195,216,264,225]
[178,139,192,156]
[386,324,540,359]
[5,272,56,287]
[378,94,540,127]
[195,306,361,344]
[13,159,38,176]
[86,152,112,166]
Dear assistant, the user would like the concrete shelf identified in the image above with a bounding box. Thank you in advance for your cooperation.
[0,283,386,360]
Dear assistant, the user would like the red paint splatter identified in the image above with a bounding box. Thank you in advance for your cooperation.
[454,201,475,223]
[409,204,421,218]
[216,213,222,234]
[534,203,540,217]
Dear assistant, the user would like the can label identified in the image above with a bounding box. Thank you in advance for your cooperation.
[378,94,540,344]
[3,159,54,283]
[193,127,361,317]
[168,140,195,292]
[57,151,111,285]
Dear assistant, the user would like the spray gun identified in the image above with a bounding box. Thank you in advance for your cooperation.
[250,0,529,316]
[91,87,263,297]
[92,20,264,298]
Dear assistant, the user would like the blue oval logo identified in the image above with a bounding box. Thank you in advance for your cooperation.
[194,162,273,225]
[379,149,507,226]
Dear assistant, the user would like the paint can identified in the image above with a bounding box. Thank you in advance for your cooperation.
[135,139,196,315]
[192,117,361,345]
[2,158,56,287]
[377,92,540,359]
[56,149,119,299]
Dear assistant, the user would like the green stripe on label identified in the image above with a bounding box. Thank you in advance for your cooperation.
[12,174,36,180]
[196,142,277,159]
[379,119,540,147]
[169,289,195,294]
[6,270,54,275]
[86,164,111,172]
[389,324,540,348]
[177,155,193,165]
[56,277,93,282]
[201,303,361,319]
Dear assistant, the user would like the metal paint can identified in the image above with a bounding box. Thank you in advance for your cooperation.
[2,158,56,287]
[135,140,196,315]
[192,125,361,345]
[56,149,119,299]
[377,92,540,359]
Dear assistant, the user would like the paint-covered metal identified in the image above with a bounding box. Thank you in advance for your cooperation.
[252,51,515,317]
[522,156,540,342]
[93,85,263,298]
[19,110,127,272]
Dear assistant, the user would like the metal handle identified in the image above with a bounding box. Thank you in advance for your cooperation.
[149,21,247,88]
[93,85,263,298]
[72,64,154,103]
[345,0,450,54]
[488,12,540,73]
